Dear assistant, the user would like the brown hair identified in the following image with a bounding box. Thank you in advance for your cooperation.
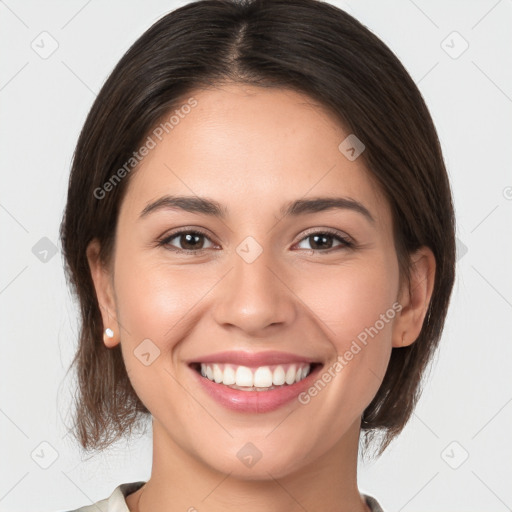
[60,0,456,457]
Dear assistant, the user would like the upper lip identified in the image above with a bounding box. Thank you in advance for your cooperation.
[188,350,321,367]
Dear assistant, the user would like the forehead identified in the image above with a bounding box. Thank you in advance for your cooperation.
[120,84,391,228]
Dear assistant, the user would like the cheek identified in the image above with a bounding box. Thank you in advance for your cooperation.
[111,251,217,412]
[295,253,399,397]
[297,253,400,342]
[114,254,212,344]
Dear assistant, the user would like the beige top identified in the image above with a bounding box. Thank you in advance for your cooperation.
[64,481,385,512]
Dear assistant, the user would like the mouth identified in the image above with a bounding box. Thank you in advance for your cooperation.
[189,361,322,391]
[187,350,324,413]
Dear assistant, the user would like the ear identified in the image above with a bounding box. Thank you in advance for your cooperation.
[392,246,436,348]
[86,238,120,348]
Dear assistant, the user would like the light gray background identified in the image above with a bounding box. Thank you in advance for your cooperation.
[1,0,511,510]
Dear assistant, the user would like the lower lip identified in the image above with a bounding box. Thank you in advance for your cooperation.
[190,364,322,413]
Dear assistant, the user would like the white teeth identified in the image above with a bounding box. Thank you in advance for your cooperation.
[198,362,312,389]
[297,364,310,382]
[223,365,236,385]
[272,365,286,386]
[285,365,297,385]
[235,366,253,387]
[254,366,273,387]
[213,364,223,383]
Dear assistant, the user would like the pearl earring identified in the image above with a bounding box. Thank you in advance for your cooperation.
[105,328,114,338]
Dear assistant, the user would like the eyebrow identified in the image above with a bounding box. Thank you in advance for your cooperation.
[139,195,375,224]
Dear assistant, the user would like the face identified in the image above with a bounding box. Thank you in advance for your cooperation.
[89,84,418,480]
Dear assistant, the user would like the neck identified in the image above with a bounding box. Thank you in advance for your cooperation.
[128,417,369,512]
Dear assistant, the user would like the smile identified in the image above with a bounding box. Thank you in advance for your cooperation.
[188,351,323,413]
[196,362,313,390]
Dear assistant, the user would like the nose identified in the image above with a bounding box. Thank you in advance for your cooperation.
[212,245,297,336]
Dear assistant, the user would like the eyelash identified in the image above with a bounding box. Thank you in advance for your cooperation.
[157,228,355,255]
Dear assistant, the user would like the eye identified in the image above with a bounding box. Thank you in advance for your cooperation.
[159,229,216,253]
[294,229,354,252]
[158,228,354,254]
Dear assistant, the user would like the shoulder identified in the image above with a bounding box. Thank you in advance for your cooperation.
[363,493,386,512]
[61,498,109,512]
[58,481,146,512]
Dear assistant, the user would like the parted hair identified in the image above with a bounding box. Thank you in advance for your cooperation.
[60,0,456,457]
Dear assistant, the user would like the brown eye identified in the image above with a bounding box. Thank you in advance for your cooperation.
[160,230,215,252]
[296,231,353,252]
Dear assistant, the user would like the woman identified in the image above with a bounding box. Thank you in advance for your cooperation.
[59,0,455,510]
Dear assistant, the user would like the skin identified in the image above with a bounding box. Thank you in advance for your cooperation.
[87,83,435,512]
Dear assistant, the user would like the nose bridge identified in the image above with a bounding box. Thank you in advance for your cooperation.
[212,238,296,334]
